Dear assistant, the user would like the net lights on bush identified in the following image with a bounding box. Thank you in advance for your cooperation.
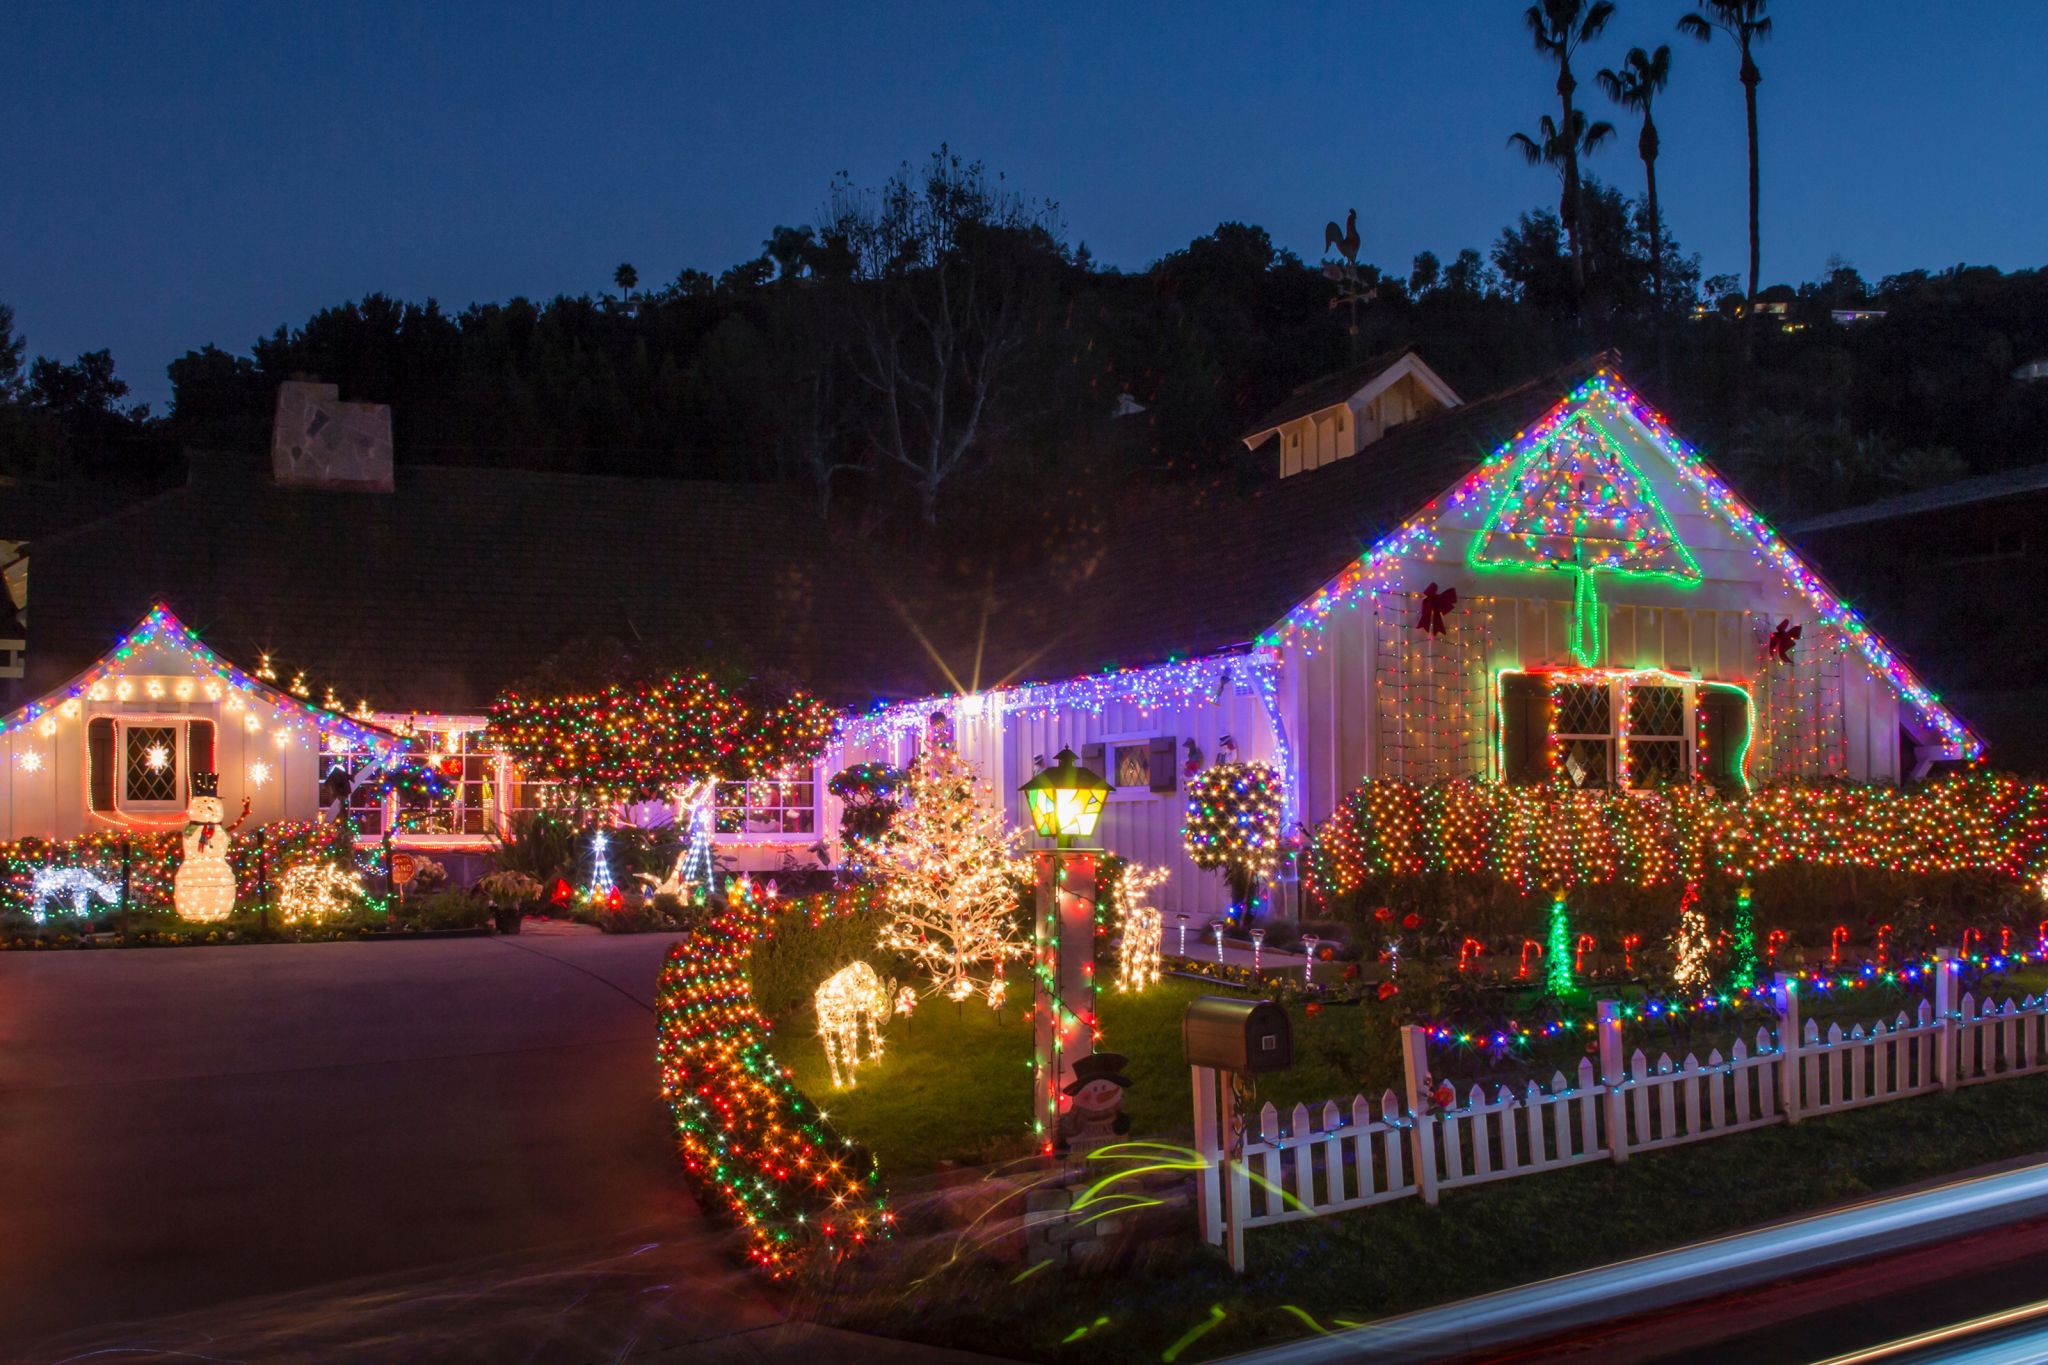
[655,878,888,1275]
[1184,762,1284,923]
[1306,775,2048,903]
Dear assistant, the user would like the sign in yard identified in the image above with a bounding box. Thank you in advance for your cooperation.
[389,852,420,887]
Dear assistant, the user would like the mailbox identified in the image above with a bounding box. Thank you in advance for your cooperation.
[1182,996,1293,1073]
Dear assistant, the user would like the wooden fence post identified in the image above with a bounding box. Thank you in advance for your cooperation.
[1774,972,1802,1124]
[1597,998,1629,1161]
[1191,1064,1223,1246]
[1400,1024,1439,1206]
[1935,948,1958,1092]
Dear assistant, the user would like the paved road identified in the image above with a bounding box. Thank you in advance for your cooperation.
[0,922,786,1360]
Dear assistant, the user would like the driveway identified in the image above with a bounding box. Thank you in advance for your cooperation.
[0,922,781,1359]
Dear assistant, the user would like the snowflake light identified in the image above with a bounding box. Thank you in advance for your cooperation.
[248,760,272,788]
[144,743,171,772]
[19,749,44,773]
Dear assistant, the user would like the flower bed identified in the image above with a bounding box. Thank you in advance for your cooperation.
[655,878,890,1275]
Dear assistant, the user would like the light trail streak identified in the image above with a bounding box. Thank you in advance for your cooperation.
[1222,1160,2048,1364]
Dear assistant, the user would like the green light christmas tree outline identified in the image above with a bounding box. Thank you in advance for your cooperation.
[1467,411,1703,665]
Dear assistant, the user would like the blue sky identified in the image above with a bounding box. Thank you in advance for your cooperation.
[6,1,2042,409]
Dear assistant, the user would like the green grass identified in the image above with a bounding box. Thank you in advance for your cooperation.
[775,968,1400,1176]
[819,1068,2048,1363]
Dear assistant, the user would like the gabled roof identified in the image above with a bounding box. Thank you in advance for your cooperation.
[17,453,945,714]
[1240,346,1461,446]
[1,604,397,757]
[1788,461,2048,535]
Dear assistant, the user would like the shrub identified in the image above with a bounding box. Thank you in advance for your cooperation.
[489,812,578,884]
[394,889,489,931]
[749,884,893,1022]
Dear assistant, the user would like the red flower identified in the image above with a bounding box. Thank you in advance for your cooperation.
[1378,980,1400,1001]
[1317,944,1337,961]
[1373,906,1394,922]
[1342,962,1361,981]
[1431,1081,1455,1111]
[1401,912,1422,931]
[1305,1000,1325,1018]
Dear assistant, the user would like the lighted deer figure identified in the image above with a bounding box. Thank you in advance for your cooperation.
[814,962,891,1089]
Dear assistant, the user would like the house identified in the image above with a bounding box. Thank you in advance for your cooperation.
[1789,460,2048,776]
[5,359,1979,917]
[1239,347,1461,478]
[0,604,395,841]
[830,359,1978,918]
[2,434,938,866]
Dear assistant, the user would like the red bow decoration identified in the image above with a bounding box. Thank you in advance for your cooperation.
[1415,582,1458,636]
[1769,619,1802,663]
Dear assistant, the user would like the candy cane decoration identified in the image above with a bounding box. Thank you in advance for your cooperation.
[1766,929,1788,965]
[1830,925,1849,965]
[1961,927,1982,959]
[1518,939,1542,980]
[2001,925,2013,956]
[1877,923,1893,968]
[1622,933,1642,974]
[1458,937,1485,974]
[1575,933,1597,976]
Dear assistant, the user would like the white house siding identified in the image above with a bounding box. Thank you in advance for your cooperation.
[0,637,328,842]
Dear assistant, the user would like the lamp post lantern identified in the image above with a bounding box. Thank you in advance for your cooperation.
[1020,747,1112,1156]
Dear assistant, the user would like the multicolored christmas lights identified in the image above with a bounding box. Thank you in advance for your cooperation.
[654,878,888,1274]
[1306,775,2048,904]
[1184,762,1284,919]
[1260,370,1978,759]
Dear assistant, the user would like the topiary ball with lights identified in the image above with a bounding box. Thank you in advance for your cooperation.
[1183,762,1284,879]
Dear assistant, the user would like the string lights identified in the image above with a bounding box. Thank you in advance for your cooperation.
[1184,762,1283,922]
[1110,861,1169,992]
[655,878,888,1274]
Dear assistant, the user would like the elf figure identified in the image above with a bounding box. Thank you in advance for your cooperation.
[1056,1051,1133,1155]
[175,772,242,922]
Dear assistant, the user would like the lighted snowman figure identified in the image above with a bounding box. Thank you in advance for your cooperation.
[174,771,238,921]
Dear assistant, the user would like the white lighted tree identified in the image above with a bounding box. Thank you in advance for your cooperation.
[873,742,1029,1002]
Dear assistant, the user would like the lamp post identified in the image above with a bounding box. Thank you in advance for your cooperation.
[1020,748,1110,1156]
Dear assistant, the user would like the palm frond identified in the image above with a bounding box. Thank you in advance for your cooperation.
[1676,11,1716,41]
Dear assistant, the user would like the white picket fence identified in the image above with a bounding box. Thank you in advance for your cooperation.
[1194,952,2048,1270]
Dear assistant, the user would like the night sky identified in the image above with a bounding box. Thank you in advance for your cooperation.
[7,1,2043,409]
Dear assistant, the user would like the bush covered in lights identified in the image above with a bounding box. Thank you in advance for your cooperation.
[655,877,889,1274]
[2,820,358,925]
[1183,762,1284,912]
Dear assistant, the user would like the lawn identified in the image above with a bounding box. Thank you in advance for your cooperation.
[819,1067,2048,1363]
[774,966,1395,1174]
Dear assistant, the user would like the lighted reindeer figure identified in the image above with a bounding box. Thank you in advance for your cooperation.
[814,962,892,1089]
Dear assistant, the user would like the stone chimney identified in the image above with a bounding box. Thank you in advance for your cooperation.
[271,380,394,490]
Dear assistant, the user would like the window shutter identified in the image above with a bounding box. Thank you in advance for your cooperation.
[1699,690,1750,790]
[1500,674,1548,786]
[1149,735,1177,793]
[187,719,216,786]
[1080,742,1106,785]
[88,717,116,810]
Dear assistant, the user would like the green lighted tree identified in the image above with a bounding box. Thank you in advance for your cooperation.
[1469,412,1701,664]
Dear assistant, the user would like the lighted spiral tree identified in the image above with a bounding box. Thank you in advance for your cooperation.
[1183,761,1283,927]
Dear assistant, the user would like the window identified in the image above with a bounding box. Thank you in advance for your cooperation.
[1551,683,1612,789]
[1626,685,1686,787]
[1500,673,1718,790]
[1087,735,1176,799]
[124,724,182,803]
[716,774,816,837]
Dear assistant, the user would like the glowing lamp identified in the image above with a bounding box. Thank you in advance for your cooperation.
[1019,747,1108,848]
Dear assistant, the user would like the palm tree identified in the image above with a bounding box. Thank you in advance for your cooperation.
[1598,46,1674,321]
[1509,110,1616,281]
[1524,0,1618,302]
[613,262,639,298]
[1679,2,1773,319]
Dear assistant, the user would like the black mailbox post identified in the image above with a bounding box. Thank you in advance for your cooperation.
[1182,996,1293,1073]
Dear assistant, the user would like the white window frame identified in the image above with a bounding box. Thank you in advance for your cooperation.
[1499,671,1703,790]
[715,770,820,841]
[1100,730,1165,803]
[115,716,196,813]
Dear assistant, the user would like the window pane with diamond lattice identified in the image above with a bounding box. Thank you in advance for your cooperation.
[1629,685,1685,737]
[1554,684,1610,736]
[125,725,180,802]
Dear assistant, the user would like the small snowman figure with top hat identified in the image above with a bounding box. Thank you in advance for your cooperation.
[1056,1051,1133,1155]
[175,771,238,922]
